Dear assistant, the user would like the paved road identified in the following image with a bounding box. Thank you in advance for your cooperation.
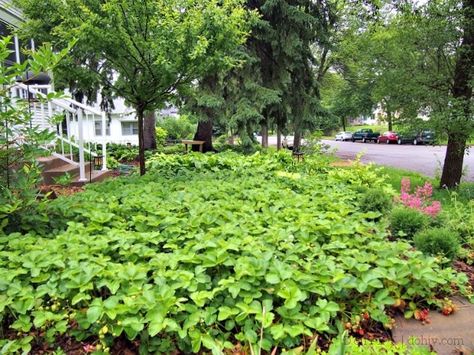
[258,136,473,181]
[321,140,474,181]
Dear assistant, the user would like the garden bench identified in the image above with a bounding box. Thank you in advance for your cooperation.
[182,139,205,153]
[292,151,305,162]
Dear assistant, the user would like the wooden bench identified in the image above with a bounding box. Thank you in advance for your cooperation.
[292,151,304,162]
[182,139,205,153]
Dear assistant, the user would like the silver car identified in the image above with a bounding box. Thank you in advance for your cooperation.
[335,131,353,141]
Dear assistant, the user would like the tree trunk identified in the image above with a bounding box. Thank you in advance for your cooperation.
[143,111,157,150]
[261,122,268,148]
[440,134,467,188]
[294,130,302,152]
[228,131,235,145]
[136,106,146,176]
[276,127,282,150]
[387,111,393,131]
[341,117,346,131]
[193,119,213,152]
[440,0,473,188]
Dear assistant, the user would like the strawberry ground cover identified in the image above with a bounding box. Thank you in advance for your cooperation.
[0,151,470,354]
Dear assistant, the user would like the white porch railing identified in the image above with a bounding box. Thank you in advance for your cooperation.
[11,83,108,181]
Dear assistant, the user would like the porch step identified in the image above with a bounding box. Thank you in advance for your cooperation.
[38,155,109,186]
[37,156,68,170]
[71,170,114,186]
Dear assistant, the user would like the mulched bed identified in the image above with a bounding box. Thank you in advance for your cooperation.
[39,185,84,199]
[454,260,474,289]
[11,320,393,355]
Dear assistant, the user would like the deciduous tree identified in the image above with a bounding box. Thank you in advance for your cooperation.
[17,0,250,174]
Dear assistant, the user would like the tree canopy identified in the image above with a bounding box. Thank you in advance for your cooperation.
[16,0,251,174]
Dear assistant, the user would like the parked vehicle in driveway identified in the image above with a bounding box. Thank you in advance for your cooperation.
[335,131,353,141]
[397,130,435,145]
[351,129,380,143]
[377,131,399,144]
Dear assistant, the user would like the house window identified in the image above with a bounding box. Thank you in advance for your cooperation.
[121,121,138,135]
[0,21,18,65]
[95,120,110,136]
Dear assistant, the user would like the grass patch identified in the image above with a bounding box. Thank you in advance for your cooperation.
[375,165,474,208]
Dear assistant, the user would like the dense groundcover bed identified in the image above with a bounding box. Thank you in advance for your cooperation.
[0,152,468,353]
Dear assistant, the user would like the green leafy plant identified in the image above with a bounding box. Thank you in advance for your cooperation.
[52,172,73,186]
[390,207,428,239]
[414,228,460,261]
[0,36,69,234]
[156,115,196,141]
[0,151,468,353]
[438,194,474,243]
[457,183,474,201]
[105,143,139,162]
[155,126,168,146]
[320,334,434,355]
[359,188,393,215]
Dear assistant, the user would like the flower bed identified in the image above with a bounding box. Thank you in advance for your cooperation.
[0,152,468,353]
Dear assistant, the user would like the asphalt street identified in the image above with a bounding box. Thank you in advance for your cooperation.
[323,140,473,181]
[258,136,473,181]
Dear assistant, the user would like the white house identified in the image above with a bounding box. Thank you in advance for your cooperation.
[69,97,180,146]
[1,1,179,148]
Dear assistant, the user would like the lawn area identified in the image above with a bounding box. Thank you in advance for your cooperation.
[0,151,471,354]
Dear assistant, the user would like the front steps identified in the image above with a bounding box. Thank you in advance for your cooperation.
[38,156,112,186]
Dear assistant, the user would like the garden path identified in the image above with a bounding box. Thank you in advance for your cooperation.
[392,297,474,354]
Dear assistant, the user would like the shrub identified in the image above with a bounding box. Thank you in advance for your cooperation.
[155,126,168,146]
[442,199,474,242]
[105,143,139,162]
[414,228,460,260]
[458,183,474,201]
[390,207,428,239]
[0,38,64,234]
[359,188,393,214]
[157,115,195,140]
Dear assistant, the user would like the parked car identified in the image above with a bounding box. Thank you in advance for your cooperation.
[351,129,380,143]
[376,131,399,144]
[335,131,353,141]
[397,130,435,145]
[414,130,435,145]
[396,132,416,145]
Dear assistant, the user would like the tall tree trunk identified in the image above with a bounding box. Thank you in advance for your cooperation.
[228,131,235,145]
[440,0,474,188]
[387,111,393,131]
[440,133,467,188]
[276,127,282,150]
[294,129,302,152]
[193,119,214,152]
[136,106,146,176]
[261,122,269,148]
[143,111,157,150]
[341,117,346,131]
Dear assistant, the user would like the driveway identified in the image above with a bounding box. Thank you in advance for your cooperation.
[322,140,473,181]
[257,136,473,181]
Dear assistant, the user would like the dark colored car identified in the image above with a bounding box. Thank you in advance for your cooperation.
[377,131,399,144]
[414,130,435,145]
[397,130,435,145]
[351,129,380,143]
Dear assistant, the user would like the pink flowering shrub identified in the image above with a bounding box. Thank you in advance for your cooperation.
[399,178,441,217]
